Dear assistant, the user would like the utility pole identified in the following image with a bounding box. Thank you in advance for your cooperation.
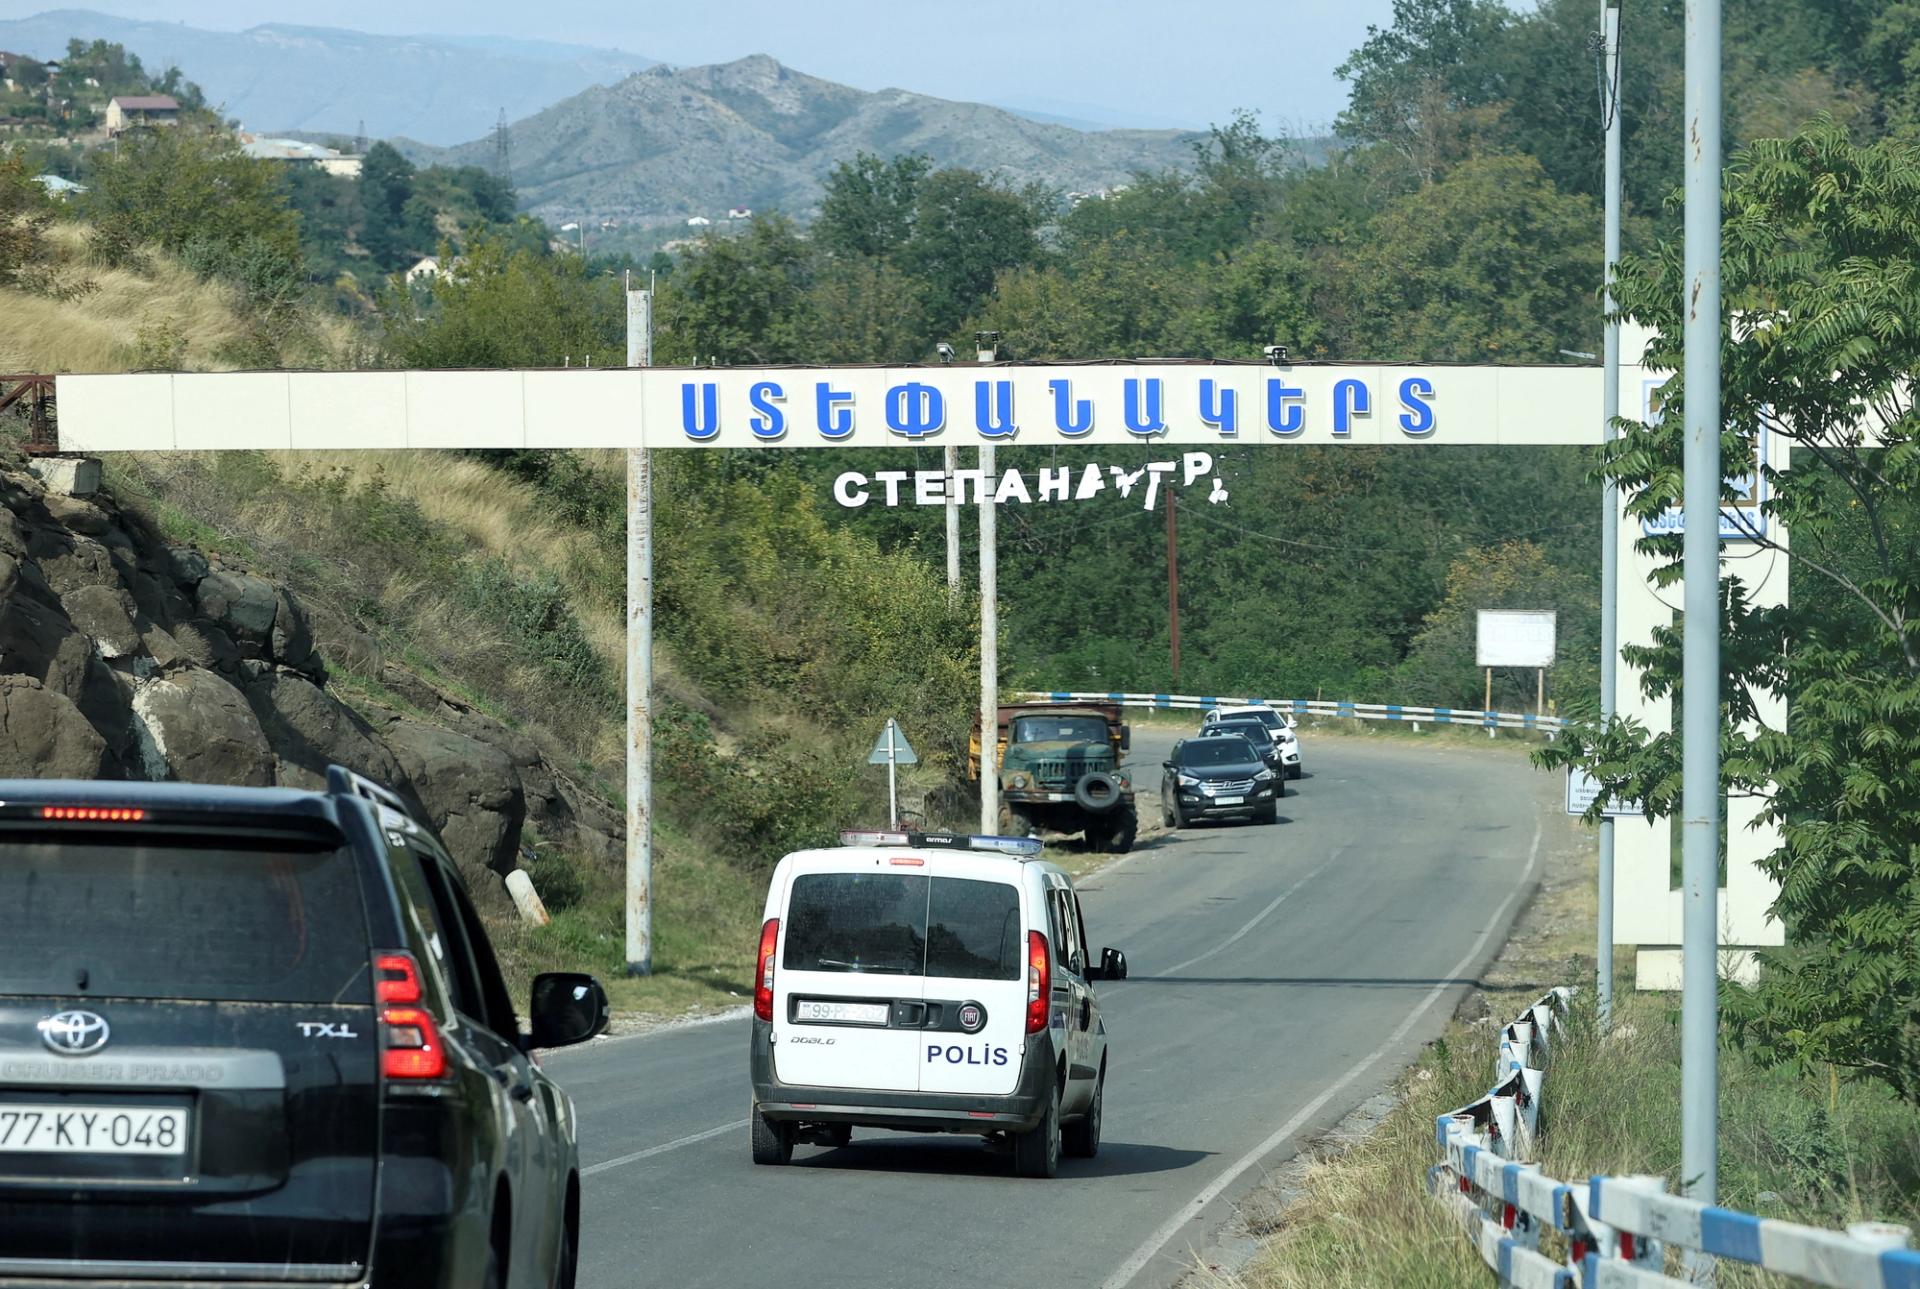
[1597,0,1624,1034]
[1166,491,1182,684]
[624,277,654,976]
[1680,0,1723,1261]
[977,331,1000,836]
[944,444,961,602]
[978,443,999,835]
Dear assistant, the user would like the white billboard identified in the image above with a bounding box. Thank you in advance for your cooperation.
[1476,610,1557,668]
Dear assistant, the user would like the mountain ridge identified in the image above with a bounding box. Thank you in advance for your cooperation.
[398,53,1204,226]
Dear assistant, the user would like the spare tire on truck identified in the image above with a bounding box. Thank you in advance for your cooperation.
[1073,771,1124,813]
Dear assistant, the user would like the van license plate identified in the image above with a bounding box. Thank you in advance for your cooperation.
[1215,795,1244,805]
[795,1000,890,1026]
[0,1105,189,1156]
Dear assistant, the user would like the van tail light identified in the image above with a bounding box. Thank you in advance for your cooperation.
[373,951,444,1080]
[1026,931,1050,1034]
[754,919,780,1022]
[380,1006,446,1080]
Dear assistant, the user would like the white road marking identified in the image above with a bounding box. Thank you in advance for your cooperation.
[581,1119,747,1177]
[1100,818,1543,1289]
[1151,845,1351,979]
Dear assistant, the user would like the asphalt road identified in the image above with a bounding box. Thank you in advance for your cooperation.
[549,729,1552,1289]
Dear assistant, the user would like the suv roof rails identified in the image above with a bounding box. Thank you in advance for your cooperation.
[325,764,430,832]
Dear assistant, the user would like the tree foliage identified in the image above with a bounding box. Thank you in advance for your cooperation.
[1541,121,1920,1103]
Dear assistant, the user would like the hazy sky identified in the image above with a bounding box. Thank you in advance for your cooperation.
[41,0,1408,130]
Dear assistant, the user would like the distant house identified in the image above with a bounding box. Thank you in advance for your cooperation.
[686,215,711,227]
[104,94,180,135]
[239,133,363,178]
[33,174,86,199]
[404,256,441,283]
[727,207,752,220]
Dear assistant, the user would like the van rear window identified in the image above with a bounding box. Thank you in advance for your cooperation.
[783,873,1021,981]
[0,838,371,1004]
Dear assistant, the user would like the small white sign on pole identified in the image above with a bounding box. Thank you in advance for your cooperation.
[1476,610,1558,668]
[1565,767,1644,818]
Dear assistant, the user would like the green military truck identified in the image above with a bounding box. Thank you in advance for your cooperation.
[969,701,1138,852]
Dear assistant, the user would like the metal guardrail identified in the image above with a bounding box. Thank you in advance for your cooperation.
[1589,1178,1920,1288]
[1016,690,1567,733]
[1430,990,1919,1287]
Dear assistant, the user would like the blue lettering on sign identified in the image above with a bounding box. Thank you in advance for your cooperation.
[1199,379,1237,435]
[886,382,946,438]
[1123,377,1165,436]
[975,380,1017,438]
[1333,378,1371,436]
[815,383,855,439]
[680,383,719,441]
[1049,379,1092,436]
[1265,381,1305,436]
[1398,376,1435,436]
[926,1043,1010,1067]
[748,381,786,440]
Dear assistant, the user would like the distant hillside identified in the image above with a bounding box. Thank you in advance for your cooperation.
[397,55,1205,226]
[0,9,654,144]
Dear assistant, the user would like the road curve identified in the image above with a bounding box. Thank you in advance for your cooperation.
[548,731,1552,1289]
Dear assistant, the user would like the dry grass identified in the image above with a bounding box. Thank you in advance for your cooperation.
[0,224,359,374]
[265,450,628,670]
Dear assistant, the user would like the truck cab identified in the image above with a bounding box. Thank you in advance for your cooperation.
[969,703,1137,853]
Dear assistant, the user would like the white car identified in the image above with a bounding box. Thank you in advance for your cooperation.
[748,830,1127,1178]
[1202,703,1303,779]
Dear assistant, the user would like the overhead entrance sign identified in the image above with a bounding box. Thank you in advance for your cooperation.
[53,362,1604,453]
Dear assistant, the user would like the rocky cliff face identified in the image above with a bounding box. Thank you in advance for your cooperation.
[0,454,620,908]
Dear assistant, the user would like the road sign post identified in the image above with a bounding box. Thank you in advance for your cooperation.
[868,719,919,829]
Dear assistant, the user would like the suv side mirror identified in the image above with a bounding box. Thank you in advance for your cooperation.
[1090,948,1128,981]
[529,972,610,1049]
[1162,759,1175,770]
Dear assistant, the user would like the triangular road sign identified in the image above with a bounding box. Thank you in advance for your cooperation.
[868,719,918,765]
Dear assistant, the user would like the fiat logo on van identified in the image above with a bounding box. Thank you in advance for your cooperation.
[957,1004,985,1034]
[39,1010,111,1056]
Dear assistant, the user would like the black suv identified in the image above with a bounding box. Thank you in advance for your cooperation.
[0,767,610,1289]
[1160,734,1281,827]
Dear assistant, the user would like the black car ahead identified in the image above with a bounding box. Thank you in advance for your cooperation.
[1160,734,1282,827]
[0,766,610,1289]
[1200,718,1288,783]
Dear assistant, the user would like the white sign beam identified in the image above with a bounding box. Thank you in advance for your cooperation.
[55,363,1604,452]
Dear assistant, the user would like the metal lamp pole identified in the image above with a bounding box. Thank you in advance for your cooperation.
[1597,0,1623,1032]
[1680,0,1723,1251]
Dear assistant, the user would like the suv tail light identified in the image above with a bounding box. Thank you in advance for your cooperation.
[1026,930,1050,1034]
[754,919,780,1022]
[373,951,445,1080]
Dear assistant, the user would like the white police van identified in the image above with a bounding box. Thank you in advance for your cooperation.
[748,831,1127,1178]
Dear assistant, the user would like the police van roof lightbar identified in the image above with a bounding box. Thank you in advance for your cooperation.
[838,830,1045,858]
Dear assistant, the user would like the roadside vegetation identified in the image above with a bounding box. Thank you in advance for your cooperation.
[1225,805,1920,1289]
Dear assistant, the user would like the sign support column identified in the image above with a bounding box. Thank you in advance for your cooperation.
[944,445,961,602]
[1598,0,1624,1032]
[1680,0,1723,1245]
[978,444,998,835]
[625,282,654,977]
